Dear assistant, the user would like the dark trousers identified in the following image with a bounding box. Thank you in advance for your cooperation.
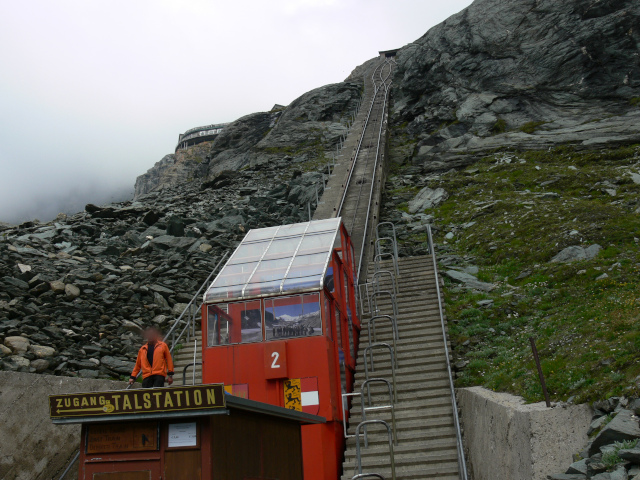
[142,375,165,388]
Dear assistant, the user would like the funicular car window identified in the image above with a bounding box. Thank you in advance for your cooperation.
[334,308,347,395]
[324,266,335,292]
[207,300,262,346]
[324,297,333,340]
[265,293,321,340]
[344,269,356,361]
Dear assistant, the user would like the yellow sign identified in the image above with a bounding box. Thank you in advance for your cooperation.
[49,384,225,419]
[284,378,301,411]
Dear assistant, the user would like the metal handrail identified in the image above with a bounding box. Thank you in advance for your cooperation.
[369,291,399,340]
[376,222,399,277]
[427,224,469,480]
[361,379,398,446]
[363,343,397,404]
[374,239,399,282]
[167,251,229,354]
[355,420,396,480]
[366,315,398,359]
[371,269,398,297]
[182,362,202,386]
[352,475,385,480]
[342,391,367,441]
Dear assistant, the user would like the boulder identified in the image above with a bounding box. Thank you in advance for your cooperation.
[589,415,609,435]
[151,314,168,326]
[65,284,81,300]
[566,459,588,475]
[551,245,601,263]
[3,355,30,371]
[30,358,50,372]
[610,467,629,480]
[100,356,135,375]
[50,280,66,294]
[592,474,612,480]
[443,270,496,292]
[78,369,99,379]
[151,235,197,251]
[589,409,640,456]
[142,210,161,226]
[172,303,193,317]
[618,448,640,464]
[408,187,448,213]
[166,216,185,237]
[29,345,56,358]
[121,320,143,334]
[629,398,640,415]
[199,243,213,253]
[4,336,30,354]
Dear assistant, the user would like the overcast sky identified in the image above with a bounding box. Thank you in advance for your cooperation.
[0,0,473,224]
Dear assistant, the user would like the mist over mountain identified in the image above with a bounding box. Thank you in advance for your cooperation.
[0,182,133,225]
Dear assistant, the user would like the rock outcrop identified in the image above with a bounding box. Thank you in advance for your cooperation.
[388,0,640,169]
[134,82,361,198]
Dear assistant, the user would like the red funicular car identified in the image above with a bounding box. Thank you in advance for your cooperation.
[201,218,360,480]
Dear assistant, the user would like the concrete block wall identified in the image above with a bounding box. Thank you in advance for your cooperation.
[0,371,125,480]
[458,386,592,480]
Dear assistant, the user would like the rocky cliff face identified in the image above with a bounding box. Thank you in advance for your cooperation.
[389,0,640,169]
[133,143,212,198]
[134,82,361,198]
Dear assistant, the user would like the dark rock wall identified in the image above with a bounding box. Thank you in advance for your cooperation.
[389,0,640,167]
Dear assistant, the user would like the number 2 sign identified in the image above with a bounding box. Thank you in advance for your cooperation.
[264,341,287,379]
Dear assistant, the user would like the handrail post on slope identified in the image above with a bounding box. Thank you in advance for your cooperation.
[355,420,395,480]
[426,224,469,480]
[363,343,397,404]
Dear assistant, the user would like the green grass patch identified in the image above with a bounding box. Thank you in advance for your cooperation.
[491,118,507,135]
[519,121,547,134]
[380,144,640,403]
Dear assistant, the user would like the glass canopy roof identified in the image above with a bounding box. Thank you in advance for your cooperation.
[204,218,342,304]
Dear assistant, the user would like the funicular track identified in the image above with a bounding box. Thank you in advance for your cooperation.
[311,57,468,479]
[334,58,393,280]
[171,55,469,480]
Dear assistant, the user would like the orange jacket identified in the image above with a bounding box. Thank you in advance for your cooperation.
[130,341,175,379]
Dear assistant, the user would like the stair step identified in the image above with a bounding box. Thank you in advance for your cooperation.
[344,438,457,461]
[343,450,458,470]
[341,462,459,480]
[348,395,453,415]
[345,426,457,448]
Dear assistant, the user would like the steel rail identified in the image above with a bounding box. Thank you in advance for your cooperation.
[337,59,386,217]
[354,59,393,281]
[346,60,392,231]
[427,224,469,480]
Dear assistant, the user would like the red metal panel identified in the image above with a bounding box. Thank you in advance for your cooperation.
[201,221,360,480]
[264,341,287,379]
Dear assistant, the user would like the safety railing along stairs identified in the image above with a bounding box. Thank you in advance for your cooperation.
[340,224,468,480]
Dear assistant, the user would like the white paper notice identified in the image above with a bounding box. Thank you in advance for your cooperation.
[168,422,197,447]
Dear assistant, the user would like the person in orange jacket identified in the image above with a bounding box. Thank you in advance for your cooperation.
[129,326,175,388]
